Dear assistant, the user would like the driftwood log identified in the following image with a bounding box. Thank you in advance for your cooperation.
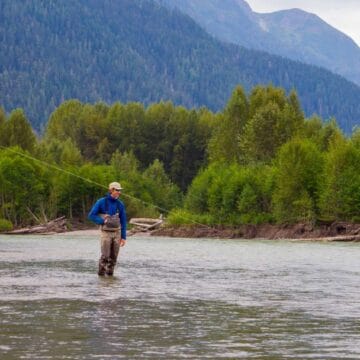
[129,217,164,233]
[4,216,67,235]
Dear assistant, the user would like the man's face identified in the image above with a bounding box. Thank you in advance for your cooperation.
[110,188,121,199]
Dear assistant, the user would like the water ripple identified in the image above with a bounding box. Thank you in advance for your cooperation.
[1,235,360,358]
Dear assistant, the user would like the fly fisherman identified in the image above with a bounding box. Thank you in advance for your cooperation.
[88,182,127,276]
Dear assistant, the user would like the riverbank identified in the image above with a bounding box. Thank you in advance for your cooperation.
[151,221,360,242]
[4,219,360,242]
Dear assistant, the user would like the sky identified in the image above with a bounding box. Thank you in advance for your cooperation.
[246,0,360,46]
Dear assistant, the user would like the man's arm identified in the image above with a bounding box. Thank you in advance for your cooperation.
[88,199,106,225]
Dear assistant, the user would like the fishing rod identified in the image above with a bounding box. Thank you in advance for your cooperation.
[0,145,213,229]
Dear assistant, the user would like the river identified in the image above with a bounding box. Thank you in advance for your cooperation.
[0,234,360,359]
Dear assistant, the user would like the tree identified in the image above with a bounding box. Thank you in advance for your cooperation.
[302,116,345,152]
[0,147,49,225]
[140,101,174,167]
[143,159,182,210]
[77,103,108,161]
[184,162,273,225]
[60,139,83,166]
[241,102,282,163]
[0,107,6,147]
[184,164,219,214]
[272,138,323,223]
[111,150,140,179]
[320,140,360,221]
[351,127,360,149]
[107,102,144,159]
[248,85,287,120]
[45,99,83,143]
[5,109,36,153]
[208,86,248,164]
[169,109,207,190]
[277,90,304,143]
[240,86,304,164]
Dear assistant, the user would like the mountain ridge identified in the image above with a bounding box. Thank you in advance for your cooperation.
[160,0,360,86]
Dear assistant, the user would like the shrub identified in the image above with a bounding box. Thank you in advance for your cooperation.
[167,209,195,226]
[167,209,215,226]
[0,219,13,232]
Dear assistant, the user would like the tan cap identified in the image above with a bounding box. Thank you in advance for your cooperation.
[108,182,123,191]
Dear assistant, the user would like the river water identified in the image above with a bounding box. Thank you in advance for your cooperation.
[0,234,360,359]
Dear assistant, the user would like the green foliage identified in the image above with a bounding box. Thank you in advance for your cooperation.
[110,152,182,219]
[0,147,49,225]
[60,140,83,166]
[45,100,83,143]
[208,86,248,163]
[320,140,360,221]
[302,116,346,152]
[0,218,13,232]
[111,150,140,179]
[240,86,305,164]
[241,102,283,163]
[351,127,360,149]
[167,209,214,226]
[43,100,214,191]
[166,209,194,226]
[0,108,6,147]
[272,139,323,223]
[143,159,182,209]
[184,163,274,225]
[0,83,359,228]
[184,164,219,214]
[2,109,37,153]
[208,85,306,165]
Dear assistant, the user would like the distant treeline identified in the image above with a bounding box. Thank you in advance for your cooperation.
[0,85,360,229]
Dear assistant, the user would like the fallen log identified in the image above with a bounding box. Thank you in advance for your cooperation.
[129,217,164,232]
[4,216,68,235]
[290,234,360,242]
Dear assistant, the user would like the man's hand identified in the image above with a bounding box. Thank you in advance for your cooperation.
[119,239,126,247]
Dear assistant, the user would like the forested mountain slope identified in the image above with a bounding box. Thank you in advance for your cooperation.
[160,0,360,87]
[1,0,360,133]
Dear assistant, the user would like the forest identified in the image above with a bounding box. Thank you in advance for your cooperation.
[1,85,360,231]
[1,0,360,134]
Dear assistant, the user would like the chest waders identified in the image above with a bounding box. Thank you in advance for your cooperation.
[98,199,121,276]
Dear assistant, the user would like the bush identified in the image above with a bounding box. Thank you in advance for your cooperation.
[167,209,215,226]
[351,216,360,223]
[0,219,13,232]
[167,209,194,226]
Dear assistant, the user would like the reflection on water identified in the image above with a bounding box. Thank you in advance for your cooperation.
[1,234,360,359]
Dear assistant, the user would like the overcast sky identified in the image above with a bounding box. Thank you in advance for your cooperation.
[246,0,360,46]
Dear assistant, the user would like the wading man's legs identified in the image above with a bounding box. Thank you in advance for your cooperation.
[99,230,120,276]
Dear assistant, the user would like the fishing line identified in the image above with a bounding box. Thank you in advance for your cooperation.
[0,145,213,229]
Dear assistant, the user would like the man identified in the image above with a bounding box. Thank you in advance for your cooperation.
[88,182,127,276]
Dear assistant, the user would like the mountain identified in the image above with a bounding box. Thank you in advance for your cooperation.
[0,0,360,133]
[160,0,360,86]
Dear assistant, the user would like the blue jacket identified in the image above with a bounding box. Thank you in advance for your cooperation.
[88,193,127,239]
